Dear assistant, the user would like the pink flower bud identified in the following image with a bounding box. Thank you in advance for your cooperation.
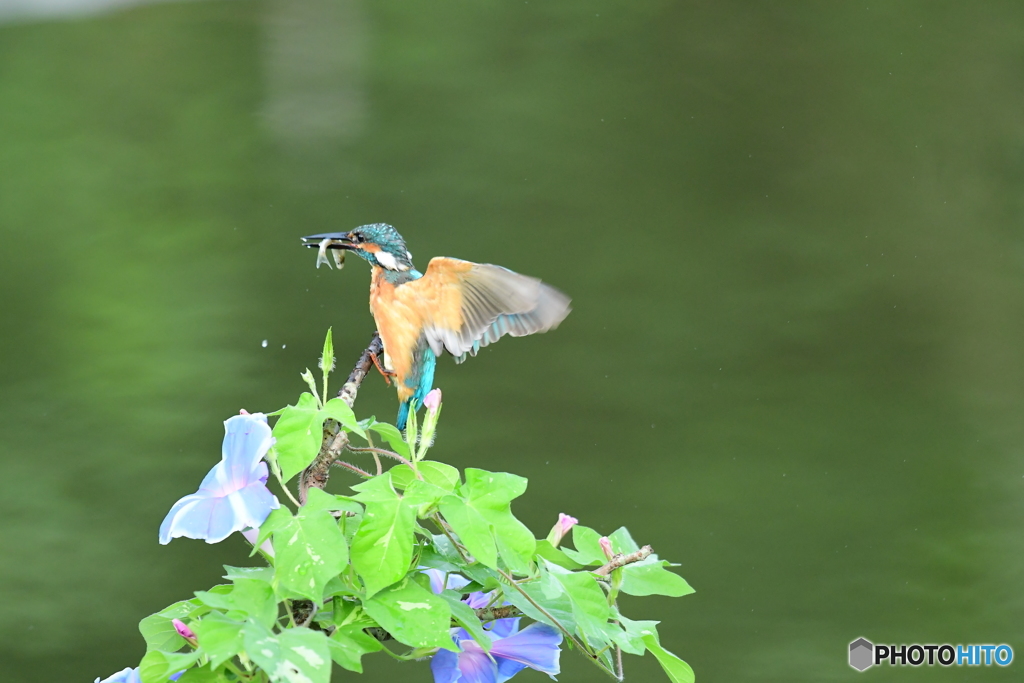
[172,619,196,641]
[239,409,250,415]
[599,536,615,561]
[423,388,442,413]
[546,513,578,547]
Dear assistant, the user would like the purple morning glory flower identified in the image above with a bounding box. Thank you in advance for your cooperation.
[95,668,183,683]
[425,571,562,683]
[159,413,280,545]
[430,622,563,683]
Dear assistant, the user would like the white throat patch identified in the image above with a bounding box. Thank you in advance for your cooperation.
[375,250,406,271]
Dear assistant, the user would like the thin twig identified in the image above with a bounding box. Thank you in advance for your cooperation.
[347,445,417,470]
[332,460,373,478]
[594,545,653,576]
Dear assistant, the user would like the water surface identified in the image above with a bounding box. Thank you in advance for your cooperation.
[2,2,1023,680]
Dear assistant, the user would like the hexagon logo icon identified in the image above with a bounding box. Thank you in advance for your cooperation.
[849,638,874,671]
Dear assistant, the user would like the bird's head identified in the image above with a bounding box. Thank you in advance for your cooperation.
[302,223,414,272]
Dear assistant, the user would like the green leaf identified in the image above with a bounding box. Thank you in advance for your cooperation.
[177,664,230,683]
[363,580,456,650]
[322,397,365,437]
[620,557,695,598]
[368,422,411,458]
[403,479,449,510]
[438,495,495,566]
[439,469,536,573]
[534,540,584,570]
[440,592,492,651]
[302,487,362,515]
[562,525,606,566]
[390,461,460,491]
[244,620,332,683]
[609,526,640,554]
[642,633,695,683]
[350,473,415,596]
[139,600,193,652]
[254,507,294,553]
[223,565,274,584]
[613,614,660,655]
[192,613,245,669]
[195,578,277,628]
[139,649,201,683]
[272,505,350,604]
[272,392,323,482]
[327,624,384,673]
[544,561,613,647]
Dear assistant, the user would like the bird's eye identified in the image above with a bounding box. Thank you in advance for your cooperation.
[351,232,363,243]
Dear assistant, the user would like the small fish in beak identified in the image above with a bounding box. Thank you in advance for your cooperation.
[315,238,346,270]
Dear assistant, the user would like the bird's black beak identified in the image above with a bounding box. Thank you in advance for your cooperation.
[301,232,356,250]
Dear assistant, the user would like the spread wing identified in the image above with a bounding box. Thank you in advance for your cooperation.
[396,257,571,363]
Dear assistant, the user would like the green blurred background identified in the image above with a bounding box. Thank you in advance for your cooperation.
[2,1,1024,680]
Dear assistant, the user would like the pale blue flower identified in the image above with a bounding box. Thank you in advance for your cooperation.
[95,668,183,683]
[423,567,471,595]
[159,413,279,544]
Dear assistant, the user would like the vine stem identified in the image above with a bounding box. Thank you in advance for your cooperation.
[494,568,618,681]
[332,460,373,478]
[222,659,249,681]
[431,514,472,564]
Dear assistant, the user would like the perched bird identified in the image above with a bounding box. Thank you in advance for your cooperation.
[302,224,571,429]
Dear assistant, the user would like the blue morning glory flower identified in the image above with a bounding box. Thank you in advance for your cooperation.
[426,571,562,683]
[159,412,280,545]
[430,621,563,683]
[95,668,183,683]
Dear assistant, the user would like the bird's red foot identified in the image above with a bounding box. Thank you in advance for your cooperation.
[370,351,396,386]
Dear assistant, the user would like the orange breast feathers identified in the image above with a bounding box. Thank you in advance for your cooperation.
[369,267,428,402]
[369,258,570,389]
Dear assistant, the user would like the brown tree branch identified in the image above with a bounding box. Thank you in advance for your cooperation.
[593,545,653,576]
[298,332,383,503]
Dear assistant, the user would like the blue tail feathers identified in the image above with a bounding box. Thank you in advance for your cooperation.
[396,346,437,430]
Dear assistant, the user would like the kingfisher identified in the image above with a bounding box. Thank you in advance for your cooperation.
[301,224,571,429]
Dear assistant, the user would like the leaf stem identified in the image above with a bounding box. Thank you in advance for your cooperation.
[431,514,472,564]
[282,599,297,628]
[223,659,249,680]
[496,568,620,681]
